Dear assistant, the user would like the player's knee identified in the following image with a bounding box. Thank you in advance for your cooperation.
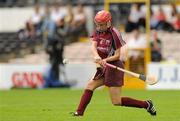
[85,81,96,91]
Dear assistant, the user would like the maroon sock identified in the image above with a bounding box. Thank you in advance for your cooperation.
[121,97,148,109]
[76,89,93,115]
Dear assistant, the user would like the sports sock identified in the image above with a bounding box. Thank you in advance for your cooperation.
[121,97,148,109]
[76,89,93,115]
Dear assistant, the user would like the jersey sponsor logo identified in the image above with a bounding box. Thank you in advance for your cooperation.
[97,47,109,52]
[99,37,111,45]
[98,38,111,53]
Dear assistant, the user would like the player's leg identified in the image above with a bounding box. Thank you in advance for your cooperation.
[108,87,156,116]
[109,86,148,107]
[73,78,104,116]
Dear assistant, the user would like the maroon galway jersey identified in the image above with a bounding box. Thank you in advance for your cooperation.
[91,27,126,59]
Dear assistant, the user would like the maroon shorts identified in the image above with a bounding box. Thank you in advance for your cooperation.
[93,60,124,87]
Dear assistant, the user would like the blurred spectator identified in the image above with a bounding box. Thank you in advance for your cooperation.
[41,4,56,42]
[50,2,65,26]
[73,3,88,37]
[172,13,180,32]
[154,7,174,31]
[156,7,166,22]
[150,7,159,30]
[42,3,68,45]
[65,4,74,26]
[42,3,72,88]
[125,4,145,32]
[27,4,43,37]
[43,67,71,88]
[44,35,70,88]
[170,4,180,32]
[126,29,146,73]
[43,2,67,39]
[18,4,43,41]
[64,4,75,44]
[64,3,88,43]
[150,30,162,62]
[170,4,178,18]
[127,29,146,58]
[18,2,89,46]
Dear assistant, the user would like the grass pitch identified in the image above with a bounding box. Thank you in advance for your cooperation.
[0,89,180,121]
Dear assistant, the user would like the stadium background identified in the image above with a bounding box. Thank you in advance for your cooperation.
[0,0,180,121]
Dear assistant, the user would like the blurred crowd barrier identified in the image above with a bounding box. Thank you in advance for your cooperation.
[0,63,95,90]
[1,63,180,90]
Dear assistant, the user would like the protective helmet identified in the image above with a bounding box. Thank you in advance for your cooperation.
[94,10,112,23]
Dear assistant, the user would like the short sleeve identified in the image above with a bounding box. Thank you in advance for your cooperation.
[90,31,97,42]
[111,27,126,49]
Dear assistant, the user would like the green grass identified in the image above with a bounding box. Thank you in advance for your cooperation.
[0,89,180,121]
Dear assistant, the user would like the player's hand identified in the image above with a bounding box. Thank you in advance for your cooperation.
[94,56,101,63]
[99,59,107,67]
[94,56,103,68]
